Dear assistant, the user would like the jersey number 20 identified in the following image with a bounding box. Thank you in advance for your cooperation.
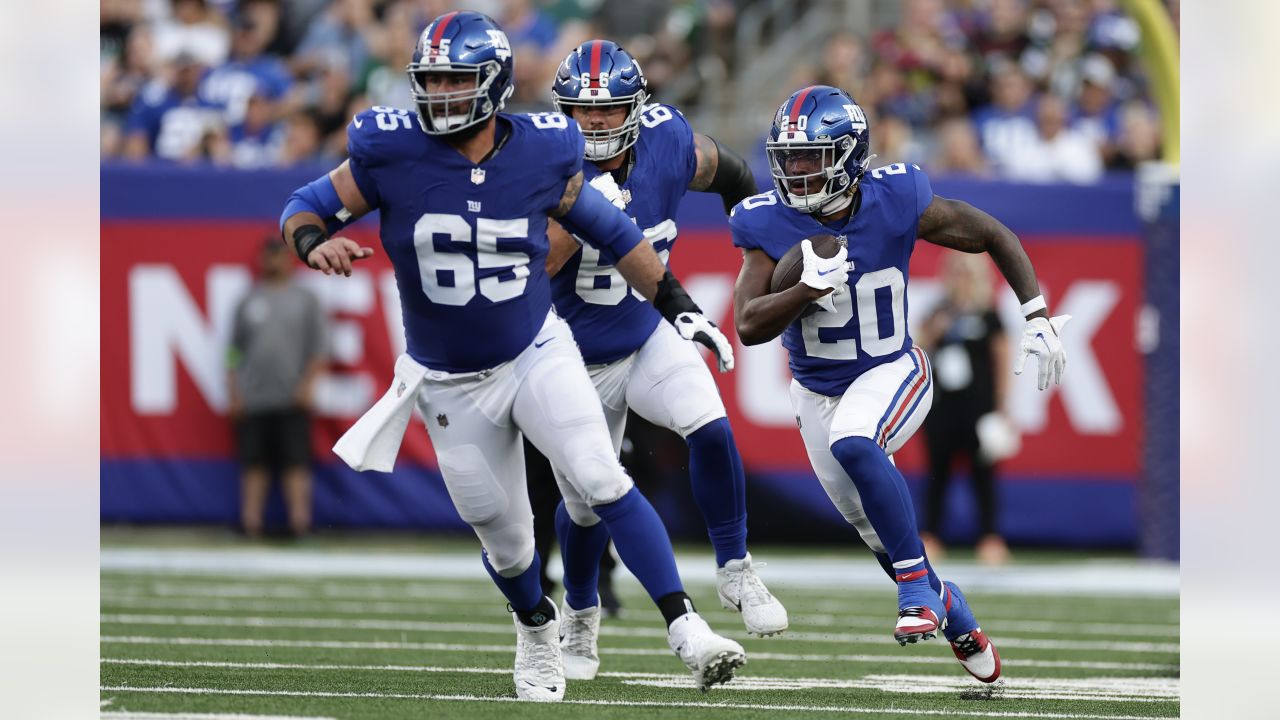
[802,267,906,360]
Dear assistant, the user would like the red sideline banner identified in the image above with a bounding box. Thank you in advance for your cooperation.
[103,220,1142,479]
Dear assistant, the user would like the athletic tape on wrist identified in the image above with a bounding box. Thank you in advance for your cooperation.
[1021,295,1047,318]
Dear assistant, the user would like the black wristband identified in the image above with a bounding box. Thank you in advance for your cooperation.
[653,269,702,323]
[292,225,327,264]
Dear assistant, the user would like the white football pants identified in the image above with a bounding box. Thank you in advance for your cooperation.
[789,346,934,553]
[555,320,728,526]
[415,312,634,577]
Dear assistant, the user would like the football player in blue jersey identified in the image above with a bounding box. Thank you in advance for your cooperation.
[541,40,787,680]
[730,85,1072,684]
[278,12,746,700]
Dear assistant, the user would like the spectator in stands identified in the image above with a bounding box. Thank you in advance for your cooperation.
[1070,53,1122,164]
[122,53,224,162]
[152,0,230,68]
[100,0,1166,175]
[815,30,868,101]
[875,117,927,168]
[502,0,560,109]
[971,60,1038,175]
[293,0,375,83]
[212,87,285,168]
[864,59,931,131]
[363,0,418,110]
[1109,100,1162,170]
[227,239,327,539]
[277,109,325,166]
[103,23,156,157]
[200,4,292,127]
[967,0,1030,67]
[102,0,143,63]
[929,116,991,177]
[916,252,1012,566]
[295,54,356,155]
[1002,93,1103,184]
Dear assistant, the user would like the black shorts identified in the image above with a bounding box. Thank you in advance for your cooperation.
[236,408,312,470]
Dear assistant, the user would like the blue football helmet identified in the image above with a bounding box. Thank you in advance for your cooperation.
[766,85,872,214]
[406,11,514,135]
[551,40,649,160]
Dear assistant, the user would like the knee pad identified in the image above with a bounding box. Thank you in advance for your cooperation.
[563,436,633,506]
[562,495,601,527]
[438,444,506,525]
[660,373,726,438]
[479,523,535,578]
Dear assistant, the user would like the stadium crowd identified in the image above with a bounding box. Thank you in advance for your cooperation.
[101,0,1176,183]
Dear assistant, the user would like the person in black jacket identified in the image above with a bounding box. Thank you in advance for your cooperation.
[917,252,1013,565]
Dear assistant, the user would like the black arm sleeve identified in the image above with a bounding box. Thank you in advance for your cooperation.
[653,269,703,323]
[705,138,759,215]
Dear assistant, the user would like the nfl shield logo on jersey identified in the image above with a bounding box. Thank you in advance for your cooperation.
[471,168,486,185]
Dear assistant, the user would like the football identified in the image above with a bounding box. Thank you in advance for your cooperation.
[769,233,845,294]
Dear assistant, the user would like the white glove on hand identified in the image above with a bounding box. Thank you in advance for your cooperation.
[674,311,735,373]
[1015,315,1071,391]
[799,239,850,313]
[588,173,627,210]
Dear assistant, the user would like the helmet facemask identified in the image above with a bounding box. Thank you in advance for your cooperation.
[554,89,649,161]
[407,60,511,136]
[767,134,862,214]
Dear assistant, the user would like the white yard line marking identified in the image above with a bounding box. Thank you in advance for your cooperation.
[101,658,1180,702]
[100,581,488,602]
[98,613,1180,654]
[101,707,335,712]
[788,613,1179,638]
[100,548,1180,597]
[620,677,1174,702]
[98,685,1175,719]
[98,595,1179,638]
[99,636,1180,672]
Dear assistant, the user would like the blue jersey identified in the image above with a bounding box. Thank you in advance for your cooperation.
[550,103,699,364]
[125,79,222,159]
[200,57,293,124]
[730,162,934,397]
[347,107,589,372]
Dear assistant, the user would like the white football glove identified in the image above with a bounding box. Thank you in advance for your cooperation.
[799,239,850,312]
[674,311,735,373]
[1015,315,1071,391]
[588,173,627,210]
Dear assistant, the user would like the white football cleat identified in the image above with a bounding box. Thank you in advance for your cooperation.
[716,553,789,637]
[667,612,746,691]
[559,599,601,680]
[512,604,565,702]
[950,628,1002,683]
[894,605,944,645]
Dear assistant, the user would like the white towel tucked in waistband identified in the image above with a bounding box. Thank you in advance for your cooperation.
[332,353,428,472]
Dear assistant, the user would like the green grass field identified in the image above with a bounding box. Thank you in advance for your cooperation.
[100,532,1179,719]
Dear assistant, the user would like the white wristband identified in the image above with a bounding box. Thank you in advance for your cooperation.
[1021,295,1046,318]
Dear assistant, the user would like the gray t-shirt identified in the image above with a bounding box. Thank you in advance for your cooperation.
[230,282,326,412]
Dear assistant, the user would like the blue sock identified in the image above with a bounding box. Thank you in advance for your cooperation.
[481,549,545,614]
[876,550,943,595]
[686,418,748,567]
[555,501,610,610]
[831,436,941,593]
[591,487,684,603]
